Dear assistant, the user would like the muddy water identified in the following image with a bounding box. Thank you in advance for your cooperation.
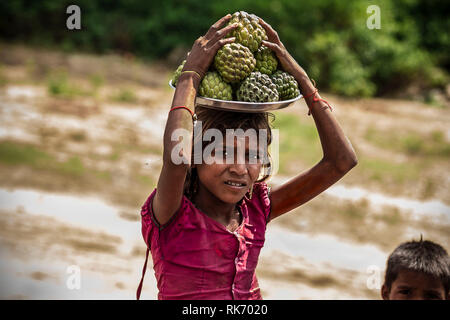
[0,187,411,299]
[0,187,158,299]
[270,176,450,221]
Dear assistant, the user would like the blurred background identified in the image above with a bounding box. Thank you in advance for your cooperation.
[0,0,448,299]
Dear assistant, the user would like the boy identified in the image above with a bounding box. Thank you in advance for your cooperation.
[381,238,449,300]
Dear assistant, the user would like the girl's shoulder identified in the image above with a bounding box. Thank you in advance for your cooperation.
[244,181,271,223]
[140,188,194,232]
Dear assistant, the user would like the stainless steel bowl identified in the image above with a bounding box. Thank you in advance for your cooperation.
[169,80,302,113]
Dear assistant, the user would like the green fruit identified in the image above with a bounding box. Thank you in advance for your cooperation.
[199,72,233,100]
[254,46,278,75]
[237,72,279,102]
[271,71,300,100]
[214,43,256,83]
[226,11,268,52]
[171,60,186,87]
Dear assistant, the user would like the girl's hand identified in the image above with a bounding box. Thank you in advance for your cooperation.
[259,17,306,78]
[182,14,238,79]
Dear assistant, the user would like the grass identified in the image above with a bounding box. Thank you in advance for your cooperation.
[137,174,154,187]
[0,141,52,168]
[272,112,323,174]
[0,63,7,86]
[111,88,138,103]
[364,126,450,158]
[271,111,432,188]
[337,199,368,221]
[57,156,85,176]
[47,70,104,98]
[67,130,87,142]
[358,157,422,184]
[0,140,110,181]
[47,71,84,98]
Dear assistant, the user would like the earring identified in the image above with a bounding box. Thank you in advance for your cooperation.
[248,185,253,199]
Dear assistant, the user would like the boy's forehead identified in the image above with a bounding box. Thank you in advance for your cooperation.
[394,269,445,291]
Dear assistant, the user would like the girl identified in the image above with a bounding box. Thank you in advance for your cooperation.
[137,14,358,300]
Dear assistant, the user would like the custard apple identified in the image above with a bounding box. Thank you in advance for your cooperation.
[254,46,278,75]
[199,72,233,100]
[226,11,268,52]
[214,43,256,83]
[171,60,186,87]
[271,71,300,100]
[236,72,279,102]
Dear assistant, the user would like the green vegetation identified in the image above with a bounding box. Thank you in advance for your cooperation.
[68,130,87,142]
[0,63,7,86]
[112,88,138,103]
[0,140,110,180]
[273,111,436,186]
[1,0,447,98]
[47,70,104,98]
[137,174,155,187]
[47,71,83,98]
[359,157,422,184]
[0,140,53,167]
[365,126,450,158]
[89,73,104,97]
[272,112,322,173]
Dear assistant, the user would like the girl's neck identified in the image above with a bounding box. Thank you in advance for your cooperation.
[192,188,240,225]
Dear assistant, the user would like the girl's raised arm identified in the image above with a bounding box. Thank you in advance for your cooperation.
[152,15,238,226]
[259,18,358,221]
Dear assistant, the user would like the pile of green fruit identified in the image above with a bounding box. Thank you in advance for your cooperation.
[171,11,300,103]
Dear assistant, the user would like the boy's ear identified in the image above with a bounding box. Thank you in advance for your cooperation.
[381,283,389,300]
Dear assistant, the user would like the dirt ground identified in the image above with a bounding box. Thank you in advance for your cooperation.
[0,44,448,300]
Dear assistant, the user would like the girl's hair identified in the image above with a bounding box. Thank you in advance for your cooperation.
[184,106,275,201]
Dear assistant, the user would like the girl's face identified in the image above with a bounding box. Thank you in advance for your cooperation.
[195,136,264,204]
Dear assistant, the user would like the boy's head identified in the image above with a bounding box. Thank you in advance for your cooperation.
[184,106,274,203]
[381,238,450,300]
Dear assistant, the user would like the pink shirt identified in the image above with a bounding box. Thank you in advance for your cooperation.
[136,182,271,300]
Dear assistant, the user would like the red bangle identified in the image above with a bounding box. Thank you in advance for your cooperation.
[303,79,333,116]
[169,106,198,122]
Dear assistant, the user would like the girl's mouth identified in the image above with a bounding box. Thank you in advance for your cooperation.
[224,180,247,190]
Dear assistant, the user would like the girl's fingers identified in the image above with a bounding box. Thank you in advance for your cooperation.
[258,17,280,43]
[207,22,239,45]
[262,40,282,55]
[208,37,236,52]
[205,14,232,39]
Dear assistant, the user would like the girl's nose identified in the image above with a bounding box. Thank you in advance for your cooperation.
[229,162,247,176]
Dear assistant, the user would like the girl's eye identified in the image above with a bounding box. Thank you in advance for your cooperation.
[246,153,261,161]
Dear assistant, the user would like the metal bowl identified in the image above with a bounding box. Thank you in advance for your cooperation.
[169,80,302,113]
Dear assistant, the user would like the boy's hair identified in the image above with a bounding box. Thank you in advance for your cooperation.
[184,106,275,201]
[384,238,450,294]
